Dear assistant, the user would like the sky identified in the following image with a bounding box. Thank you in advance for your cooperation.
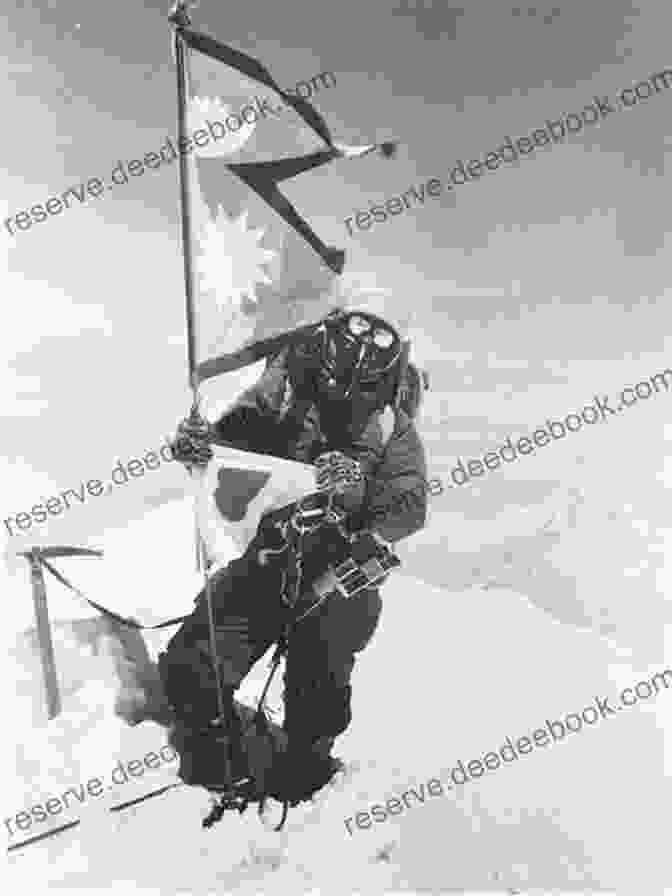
[2,1,670,463]
[2,1,671,888]
[2,0,670,638]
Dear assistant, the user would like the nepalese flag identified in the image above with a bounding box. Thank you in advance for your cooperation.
[193,445,317,569]
[178,25,397,383]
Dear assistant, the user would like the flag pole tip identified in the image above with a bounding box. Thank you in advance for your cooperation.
[379,141,398,159]
[168,0,196,27]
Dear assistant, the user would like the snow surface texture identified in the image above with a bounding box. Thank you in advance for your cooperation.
[5,516,671,892]
[4,344,672,893]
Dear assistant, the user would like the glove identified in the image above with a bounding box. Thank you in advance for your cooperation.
[314,451,365,512]
[315,451,363,491]
[169,415,214,467]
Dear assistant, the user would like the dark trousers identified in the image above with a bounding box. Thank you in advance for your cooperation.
[161,546,382,747]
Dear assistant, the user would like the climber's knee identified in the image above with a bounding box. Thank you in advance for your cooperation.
[284,681,352,741]
[193,638,251,689]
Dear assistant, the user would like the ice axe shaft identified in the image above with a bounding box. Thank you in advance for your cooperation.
[17,546,104,720]
[27,551,61,719]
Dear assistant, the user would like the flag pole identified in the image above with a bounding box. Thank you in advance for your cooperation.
[169,1,208,573]
[168,0,236,806]
[169,0,200,400]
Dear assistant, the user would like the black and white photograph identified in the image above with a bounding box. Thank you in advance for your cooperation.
[3,1,671,892]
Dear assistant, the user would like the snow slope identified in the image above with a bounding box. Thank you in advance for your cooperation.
[5,404,671,892]
[7,557,670,892]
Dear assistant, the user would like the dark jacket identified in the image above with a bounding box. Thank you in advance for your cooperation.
[212,348,428,543]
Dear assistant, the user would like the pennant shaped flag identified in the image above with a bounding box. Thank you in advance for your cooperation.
[178,25,397,383]
[194,445,316,570]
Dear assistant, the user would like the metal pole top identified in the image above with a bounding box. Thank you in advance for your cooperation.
[168,0,198,28]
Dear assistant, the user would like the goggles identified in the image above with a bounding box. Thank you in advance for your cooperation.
[315,311,402,396]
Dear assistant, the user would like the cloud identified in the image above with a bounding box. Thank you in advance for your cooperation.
[1,270,110,363]
[1,270,111,420]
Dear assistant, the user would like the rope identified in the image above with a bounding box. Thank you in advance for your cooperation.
[38,556,189,631]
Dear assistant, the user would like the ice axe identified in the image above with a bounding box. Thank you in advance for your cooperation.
[16,546,103,720]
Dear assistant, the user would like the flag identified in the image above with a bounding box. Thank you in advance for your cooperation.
[194,445,316,570]
[177,24,397,382]
[11,612,171,727]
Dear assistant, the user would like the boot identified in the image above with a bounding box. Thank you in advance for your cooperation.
[266,735,344,806]
[311,736,346,784]
[171,709,249,792]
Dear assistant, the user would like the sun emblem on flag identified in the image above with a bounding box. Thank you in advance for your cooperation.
[197,208,278,311]
[189,96,256,157]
